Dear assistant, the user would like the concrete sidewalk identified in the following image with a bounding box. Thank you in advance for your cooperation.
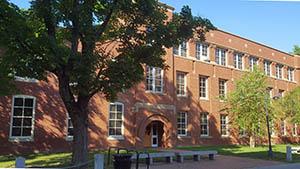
[250,163,300,169]
[134,155,283,169]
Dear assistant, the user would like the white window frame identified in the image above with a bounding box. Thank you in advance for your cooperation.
[146,66,163,93]
[108,102,124,140]
[66,113,74,141]
[275,64,283,79]
[220,115,229,137]
[14,76,38,83]
[287,67,294,82]
[199,76,208,100]
[215,48,227,66]
[234,53,244,70]
[264,60,271,76]
[219,79,227,100]
[249,56,258,71]
[176,72,187,97]
[173,41,188,57]
[9,95,36,141]
[280,120,287,136]
[200,113,209,137]
[196,42,209,61]
[293,124,298,136]
[177,112,188,137]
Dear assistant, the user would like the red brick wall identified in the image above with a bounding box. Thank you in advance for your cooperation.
[1,9,300,155]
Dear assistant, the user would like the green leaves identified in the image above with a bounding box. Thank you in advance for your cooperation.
[274,87,300,124]
[226,67,270,137]
[0,0,215,102]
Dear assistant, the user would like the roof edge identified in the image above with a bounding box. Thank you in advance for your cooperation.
[158,2,175,11]
[216,29,294,57]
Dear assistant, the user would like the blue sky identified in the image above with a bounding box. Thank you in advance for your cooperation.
[10,0,300,53]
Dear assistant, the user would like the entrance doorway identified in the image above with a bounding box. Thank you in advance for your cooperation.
[145,121,164,148]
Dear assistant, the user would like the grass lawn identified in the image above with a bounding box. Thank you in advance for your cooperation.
[177,144,300,162]
[0,149,157,168]
[1,144,299,168]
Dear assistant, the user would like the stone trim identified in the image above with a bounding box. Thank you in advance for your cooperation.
[134,102,175,112]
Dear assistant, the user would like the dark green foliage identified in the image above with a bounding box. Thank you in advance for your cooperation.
[0,0,215,101]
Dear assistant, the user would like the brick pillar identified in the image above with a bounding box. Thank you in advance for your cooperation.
[209,44,216,63]
[227,49,234,68]
[244,54,250,70]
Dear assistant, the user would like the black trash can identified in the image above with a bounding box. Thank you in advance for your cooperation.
[113,153,132,169]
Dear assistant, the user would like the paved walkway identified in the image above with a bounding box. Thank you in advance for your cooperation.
[134,155,283,169]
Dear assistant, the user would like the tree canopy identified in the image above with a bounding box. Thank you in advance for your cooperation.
[226,67,272,146]
[0,0,215,166]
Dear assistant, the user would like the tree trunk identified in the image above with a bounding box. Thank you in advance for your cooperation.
[249,135,256,148]
[71,108,89,168]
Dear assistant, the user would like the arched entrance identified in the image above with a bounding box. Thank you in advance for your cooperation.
[144,121,164,147]
[137,113,173,148]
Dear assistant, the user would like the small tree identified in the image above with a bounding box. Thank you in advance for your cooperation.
[226,67,272,147]
[0,0,215,166]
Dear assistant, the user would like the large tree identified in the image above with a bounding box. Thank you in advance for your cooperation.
[293,45,300,55]
[0,0,215,166]
[226,67,273,147]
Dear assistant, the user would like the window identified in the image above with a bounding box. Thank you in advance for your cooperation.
[199,76,208,99]
[177,112,187,136]
[293,124,298,136]
[215,48,226,66]
[249,56,258,71]
[176,72,187,96]
[287,67,294,81]
[219,79,227,100]
[264,60,271,76]
[173,41,187,57]
[146,66,163,93]
[280,120,286,136]
[67,113,73,140]
[108,103,124,137]
[278,89,285,98]
[200,113,209,136]
[275,64,283,79]
[10,95,36,140]
[196,43,209,61]
[220,115,229,136]
[234,53,243,70]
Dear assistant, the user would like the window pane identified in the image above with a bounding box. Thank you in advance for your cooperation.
[117,105,122,112]
[14,98,23,107]
[116,128,122,135]
[24,108,33,116]
[23,118,32,127]
[22,128,32,136]
[25,98,34,107]
[116,121,122,128]
[12,118,22,126]
[13,108,22,116]
[109,113,115,119]
[109,129,115,135]
[12,127,21,136]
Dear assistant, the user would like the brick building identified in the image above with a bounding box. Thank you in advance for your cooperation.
[1,7,300,155]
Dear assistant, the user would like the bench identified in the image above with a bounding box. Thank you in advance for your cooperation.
[131,152,175,164]
[175,150,218,163]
